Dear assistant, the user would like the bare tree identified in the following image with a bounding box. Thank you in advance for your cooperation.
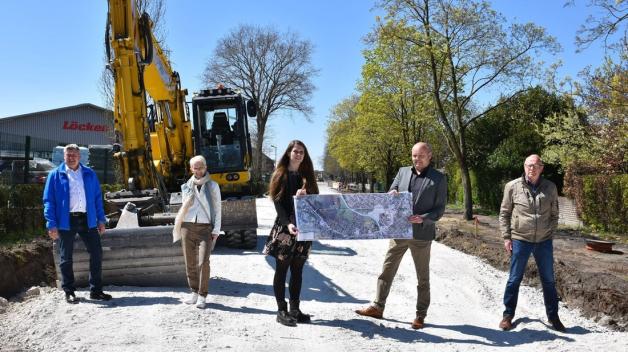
[202,25,318,179]
[99,0,168,109]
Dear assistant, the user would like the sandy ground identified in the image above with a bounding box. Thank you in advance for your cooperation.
[0,184,626,352]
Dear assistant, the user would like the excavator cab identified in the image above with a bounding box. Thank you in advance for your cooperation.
[189,87,259,249]
[201,110,240,171]
[191,87,256,195]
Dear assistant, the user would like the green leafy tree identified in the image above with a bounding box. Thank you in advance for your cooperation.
[321,143,345,181]
[566,0,627,51]
[326,96,362,174]
[542,109,593,169]
[466,87,574,210]
[552,0,628,174]
[355,26,440,186]
[377,0,560,219]
[575,55,627,173]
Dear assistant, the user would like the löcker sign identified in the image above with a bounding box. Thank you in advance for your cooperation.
[63,121,109,132]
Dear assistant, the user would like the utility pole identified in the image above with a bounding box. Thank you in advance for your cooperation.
[270,144,277,169]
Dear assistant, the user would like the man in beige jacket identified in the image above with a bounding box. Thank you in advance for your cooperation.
[498,154,565,332]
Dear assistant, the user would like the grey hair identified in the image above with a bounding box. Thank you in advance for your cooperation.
[526,154,544,165]
[64,144,80,153]
[189,155,207,167]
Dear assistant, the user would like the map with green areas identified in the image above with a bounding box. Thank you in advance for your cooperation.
[294,192,413,240]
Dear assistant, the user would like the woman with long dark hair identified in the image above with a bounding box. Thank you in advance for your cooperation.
[263,140,319,326]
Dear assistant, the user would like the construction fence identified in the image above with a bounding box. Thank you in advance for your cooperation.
[0,132,118,185]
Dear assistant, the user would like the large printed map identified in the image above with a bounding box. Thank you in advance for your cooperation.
[295,192,413,241]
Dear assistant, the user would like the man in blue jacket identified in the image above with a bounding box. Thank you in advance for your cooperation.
[43,144,111,303]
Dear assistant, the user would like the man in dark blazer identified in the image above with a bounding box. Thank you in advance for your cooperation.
[355,142,447,329]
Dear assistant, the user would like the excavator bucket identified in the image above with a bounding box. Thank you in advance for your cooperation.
[216,197,259,249]
[52,198,258,288]
[52,225,186,287]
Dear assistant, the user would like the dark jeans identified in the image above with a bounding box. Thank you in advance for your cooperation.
[503,239,559,320]
[58,215,103,293]
[273,256,306,309]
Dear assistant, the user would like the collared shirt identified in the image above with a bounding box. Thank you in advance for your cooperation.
[183,183,211,224]
[409,166,429,203]
[525,175,541,196]
[67,166,87,213]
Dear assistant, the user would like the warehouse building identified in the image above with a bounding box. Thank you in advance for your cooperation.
[0,103,274,184]
[0,103,114,157]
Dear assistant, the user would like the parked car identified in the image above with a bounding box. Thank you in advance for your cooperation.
[9,158,56,184]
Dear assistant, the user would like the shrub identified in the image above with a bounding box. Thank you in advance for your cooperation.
[0,184,124,246]
[0,184,46,245]
[579,174,627,234]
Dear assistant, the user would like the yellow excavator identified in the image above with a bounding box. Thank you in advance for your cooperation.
[53,0,258,286]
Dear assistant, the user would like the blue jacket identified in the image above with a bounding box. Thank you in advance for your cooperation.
[43,162,106,230]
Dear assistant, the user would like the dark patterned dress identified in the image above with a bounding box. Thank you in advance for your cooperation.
[263,171,313,261]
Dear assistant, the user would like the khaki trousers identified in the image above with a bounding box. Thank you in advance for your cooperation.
[181,222,213,297]
[374,239,432,317]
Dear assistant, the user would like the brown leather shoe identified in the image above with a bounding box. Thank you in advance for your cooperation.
[499,315,513,331]
[411,316,425,329]
[355,305,383,319]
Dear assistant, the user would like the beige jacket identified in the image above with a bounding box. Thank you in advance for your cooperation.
[172,176,222,243]
[499,176,559,243]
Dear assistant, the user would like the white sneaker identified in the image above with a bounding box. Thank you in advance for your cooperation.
[195,295,206,309]
[184,292,198,305]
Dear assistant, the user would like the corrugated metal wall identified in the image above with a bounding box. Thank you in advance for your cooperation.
[0,104,113,147]
[558,196,583,228]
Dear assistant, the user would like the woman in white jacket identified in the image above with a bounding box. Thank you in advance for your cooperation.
[173,155,221,308]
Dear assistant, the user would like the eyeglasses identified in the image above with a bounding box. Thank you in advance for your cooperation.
[292,150,305,155]
[525,164,543,169]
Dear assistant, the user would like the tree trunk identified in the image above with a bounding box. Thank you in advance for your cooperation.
[253,118,266,181]
[442,124,474,220]
[458,158,473,220]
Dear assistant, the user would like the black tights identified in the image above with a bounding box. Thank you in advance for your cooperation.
[273,256,306,309]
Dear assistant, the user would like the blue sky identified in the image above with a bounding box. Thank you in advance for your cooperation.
[0,1,614,169]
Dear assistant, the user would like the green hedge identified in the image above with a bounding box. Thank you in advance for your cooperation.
[0,184,46,245]
[0,184,44,208]
[579,174,627,234]
[0,184,124,246]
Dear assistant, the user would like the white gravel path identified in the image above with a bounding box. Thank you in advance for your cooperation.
[0,184,625,352]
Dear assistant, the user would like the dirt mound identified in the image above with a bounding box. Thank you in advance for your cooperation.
[436,225,628,331]
[0,239,55,299]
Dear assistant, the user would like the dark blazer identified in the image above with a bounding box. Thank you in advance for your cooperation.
[390,166,447,241]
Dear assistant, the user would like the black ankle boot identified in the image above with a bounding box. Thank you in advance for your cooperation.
[289,300,311,323]
[277,310,297,327]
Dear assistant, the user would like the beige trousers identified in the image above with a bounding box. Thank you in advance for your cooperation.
[181,222,213,297]
[374,239,432,318]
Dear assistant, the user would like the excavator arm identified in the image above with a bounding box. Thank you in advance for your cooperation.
[53,1,261,288]
[106,0,192,192]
